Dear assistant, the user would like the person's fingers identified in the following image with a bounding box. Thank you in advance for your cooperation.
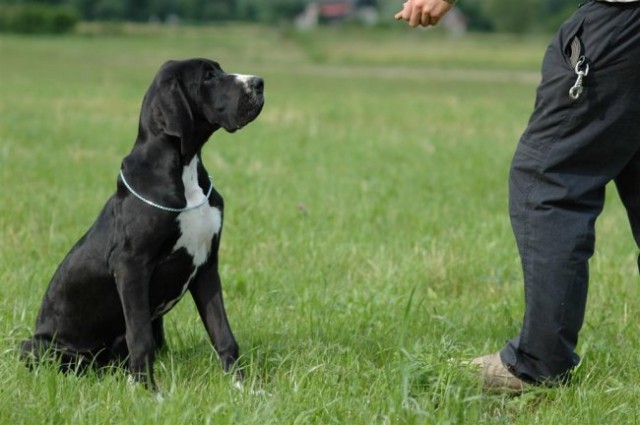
[409,4,422,27]
[395,1,410,20]
[421,12,433,26]
[396,1,451,27]
[417,8,439,27]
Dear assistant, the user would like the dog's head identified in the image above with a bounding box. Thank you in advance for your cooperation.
[140,58,264,159]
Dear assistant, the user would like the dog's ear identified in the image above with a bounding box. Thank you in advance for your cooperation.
[152,78,197,159]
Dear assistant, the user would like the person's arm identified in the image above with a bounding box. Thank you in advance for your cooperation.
[394,0,456,27]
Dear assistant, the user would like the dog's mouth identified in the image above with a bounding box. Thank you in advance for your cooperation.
[224,94,264,133]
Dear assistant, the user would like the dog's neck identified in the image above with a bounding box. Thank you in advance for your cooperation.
[120,112,223,209]
[131,123,219,166]
[120,130,214,203]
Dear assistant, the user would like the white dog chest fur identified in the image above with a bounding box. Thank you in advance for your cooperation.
[153,157,221,318]
[173,156,221,266]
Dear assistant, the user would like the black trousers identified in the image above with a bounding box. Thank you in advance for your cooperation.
[499,0,640,383]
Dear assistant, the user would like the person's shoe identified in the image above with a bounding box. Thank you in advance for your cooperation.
[470,352,526,393]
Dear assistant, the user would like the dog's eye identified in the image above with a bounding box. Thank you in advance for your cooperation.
[204,70,216,81]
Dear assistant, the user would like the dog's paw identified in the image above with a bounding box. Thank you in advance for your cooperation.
[126,373,159,393]
[232,375,269,397]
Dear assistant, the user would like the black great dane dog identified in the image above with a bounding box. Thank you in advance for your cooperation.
[20,59,264,390]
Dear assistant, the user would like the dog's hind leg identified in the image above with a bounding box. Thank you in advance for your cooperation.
[19,336,92,373]
[19,336,52,368]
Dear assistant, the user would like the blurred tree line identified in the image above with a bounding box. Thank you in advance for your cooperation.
[0,0,582,33]
[457,0,580,33]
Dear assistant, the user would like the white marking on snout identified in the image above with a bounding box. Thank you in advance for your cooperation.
[154,156,221,318]
[231,73,259,95]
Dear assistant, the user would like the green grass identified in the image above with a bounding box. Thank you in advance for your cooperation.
[1,24,638,424]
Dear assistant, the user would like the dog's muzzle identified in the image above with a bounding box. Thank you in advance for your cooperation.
[233,75,265,130]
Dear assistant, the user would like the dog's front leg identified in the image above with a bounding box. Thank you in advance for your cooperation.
[115,265,157,390]
[189,264,239,375]
[151,317,166,352]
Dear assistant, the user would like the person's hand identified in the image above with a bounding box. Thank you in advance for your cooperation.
[394,0,454,27]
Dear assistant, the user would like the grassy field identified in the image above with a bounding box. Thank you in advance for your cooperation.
[1,24,638,424]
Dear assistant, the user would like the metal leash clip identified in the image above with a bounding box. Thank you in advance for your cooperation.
[569,56,589,100]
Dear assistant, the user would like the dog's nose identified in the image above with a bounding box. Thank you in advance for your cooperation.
[251,77,264,96]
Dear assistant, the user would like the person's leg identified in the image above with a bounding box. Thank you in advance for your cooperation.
[615,151,640,272]
[497,2,640,384]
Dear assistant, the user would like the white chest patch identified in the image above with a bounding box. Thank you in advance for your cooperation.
[153,157,221,319]
[173,157,222,267]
